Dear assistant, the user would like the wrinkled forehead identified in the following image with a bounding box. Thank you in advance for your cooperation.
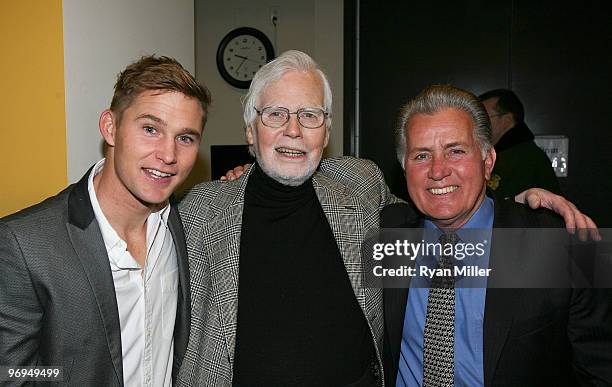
[406,109,476,146]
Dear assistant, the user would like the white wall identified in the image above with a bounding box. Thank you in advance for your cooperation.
[194,0,343,181]
[63,0,195,182]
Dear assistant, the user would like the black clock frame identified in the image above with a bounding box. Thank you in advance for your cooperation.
[216,27,275,89]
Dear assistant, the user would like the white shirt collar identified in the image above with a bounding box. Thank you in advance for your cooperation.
[87,159,171,269]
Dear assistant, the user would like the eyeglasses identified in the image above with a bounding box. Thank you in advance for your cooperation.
[254,106,328,129]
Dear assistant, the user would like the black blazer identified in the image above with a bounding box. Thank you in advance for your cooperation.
[382,199,612,387]
[0,170,191,386]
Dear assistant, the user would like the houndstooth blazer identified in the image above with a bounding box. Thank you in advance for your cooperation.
[176,157,400,386]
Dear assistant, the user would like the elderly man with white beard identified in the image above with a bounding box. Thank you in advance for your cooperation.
[178,50,390,386]
[176,50,597,387]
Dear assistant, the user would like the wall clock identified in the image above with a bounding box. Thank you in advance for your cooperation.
[216,27,275,89]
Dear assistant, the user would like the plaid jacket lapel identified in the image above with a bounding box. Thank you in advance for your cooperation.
[312,170,385,353]
[312,161,389,378]
[198,167,253,370]
[313,172,367,308]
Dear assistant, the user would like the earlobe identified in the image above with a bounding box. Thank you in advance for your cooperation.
[246,126,255,145]
[503,114,514,130]
[99,109,116,147]
[484,148,497,180]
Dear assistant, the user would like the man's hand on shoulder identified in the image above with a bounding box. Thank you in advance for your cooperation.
[515,188,600,241]
[220,164,252,182]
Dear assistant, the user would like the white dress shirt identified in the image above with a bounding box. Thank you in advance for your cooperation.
[88,159,178,387]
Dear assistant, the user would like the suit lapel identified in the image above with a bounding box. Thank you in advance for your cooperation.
[482,199,519,387]
[312,172,366,307]
[66,172,124,385]
[384,287,409,371]
[311,172,388,352]
[381,209,422,372]
[205,168,252,368]
[168,206,190,373]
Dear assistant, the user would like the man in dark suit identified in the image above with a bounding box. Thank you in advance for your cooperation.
[0,56,210,386]
[383,85,612,386]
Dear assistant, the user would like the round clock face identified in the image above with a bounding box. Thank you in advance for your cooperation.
[217,27,275,89]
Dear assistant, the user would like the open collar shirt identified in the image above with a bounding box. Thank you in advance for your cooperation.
[88,159,178,387]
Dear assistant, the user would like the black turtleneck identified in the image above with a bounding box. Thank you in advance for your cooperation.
[232,164,375,386]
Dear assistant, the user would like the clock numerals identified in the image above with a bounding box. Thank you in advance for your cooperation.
[224,35,269,81]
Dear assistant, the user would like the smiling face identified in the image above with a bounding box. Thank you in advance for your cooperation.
[99,90,204,209]
[246,70,330,186]
[403,108,496,229]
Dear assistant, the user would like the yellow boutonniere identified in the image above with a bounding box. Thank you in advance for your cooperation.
[487,174,501,190]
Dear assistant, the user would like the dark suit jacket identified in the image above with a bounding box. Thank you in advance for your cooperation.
[382,199,612,386]
[0,170,191,386]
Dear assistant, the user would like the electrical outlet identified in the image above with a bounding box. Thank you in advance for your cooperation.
[270,6,280,26]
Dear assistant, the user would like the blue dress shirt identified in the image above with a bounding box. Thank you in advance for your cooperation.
[397,196,494,387]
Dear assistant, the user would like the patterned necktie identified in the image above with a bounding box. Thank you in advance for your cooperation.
[423,232,459,387]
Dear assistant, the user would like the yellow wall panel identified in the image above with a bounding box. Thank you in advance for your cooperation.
[0,1,67,217]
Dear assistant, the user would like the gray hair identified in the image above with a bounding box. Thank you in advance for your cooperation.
[242,50,332,130]
[395,84,492,168]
